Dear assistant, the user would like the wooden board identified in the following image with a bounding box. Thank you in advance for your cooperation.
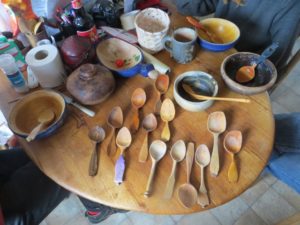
[0,4,274,214]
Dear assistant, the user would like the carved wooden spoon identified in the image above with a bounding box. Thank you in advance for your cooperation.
[130,88,146,133]
[160,98,175,142]
[107,106,123,156]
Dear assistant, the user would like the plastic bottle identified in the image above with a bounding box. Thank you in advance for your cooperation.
[0,54,29,93]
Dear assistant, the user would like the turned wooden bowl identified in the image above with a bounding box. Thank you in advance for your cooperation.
[8,90,66,139]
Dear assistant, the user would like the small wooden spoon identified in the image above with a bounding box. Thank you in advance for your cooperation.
[154,74,169,115]
[223,130,242,183]
[26,109,55,142]
[130,88,146,133]
[178,142,198,208]
[144,140,167,197]
[235,43,279,83]
[139,113,158,163]
[186,16,223,43]
[88,126,106,176]
[207,111,226,176]
[182,84,250,103]
[160,98,176,142]
[195,144,211,208]
[114,127,132,185]
[107,106,123,156]
[164,140,186,199]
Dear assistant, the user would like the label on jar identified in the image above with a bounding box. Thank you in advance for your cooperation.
[7,71,26,87]
[77,25,98,43]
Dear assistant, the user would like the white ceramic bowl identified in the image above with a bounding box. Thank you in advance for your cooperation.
[173,71,218,112]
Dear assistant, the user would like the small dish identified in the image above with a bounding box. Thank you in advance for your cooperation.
[173,71,218,112]
[197,18,240,52]
[96,38,157,78]
[221,52,277,95]
[8,90,66,139]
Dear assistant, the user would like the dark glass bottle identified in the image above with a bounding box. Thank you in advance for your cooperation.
[71,0,98,42]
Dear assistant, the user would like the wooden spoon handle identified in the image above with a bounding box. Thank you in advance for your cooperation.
[210,133,220,176]
[144,162,157,197]
[161,121,170,142]
[228,153,238,182]
[139,132,149,163]
[198,166,209,207]
[191,93,250,103]
[131,108,139,133]
[186,142,194,183]
[164,161,177,199]
[26,122,44,142]
[114,153,125,185]
[89,143,99,176]
[154,98,162,115]
[107,127,115,156]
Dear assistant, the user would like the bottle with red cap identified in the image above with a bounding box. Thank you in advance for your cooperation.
[71,0,98,42]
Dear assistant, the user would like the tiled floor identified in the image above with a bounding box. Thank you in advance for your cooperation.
[41,39,300,225]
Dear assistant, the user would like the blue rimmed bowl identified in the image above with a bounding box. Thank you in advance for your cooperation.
[96,38,157,78]
[8,90,67,140]
[197,18,240,52]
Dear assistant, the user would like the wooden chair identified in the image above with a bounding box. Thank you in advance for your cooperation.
[269,45,300,94]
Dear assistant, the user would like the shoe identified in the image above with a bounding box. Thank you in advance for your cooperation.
[85,207,128,224]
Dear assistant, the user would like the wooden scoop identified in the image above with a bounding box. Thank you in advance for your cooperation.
[130,88,146,133]
[223,130,242,183]
[160,98,176,142]
[186,16,223,43]
[182,84,250,103]
[154,74,169,115]
[235,43,279,83]
[26,109,55,142]
[144,140,167,197]
[178,142,198,208]
[164,140,186,199]
[107,106,123,156]
[139,113,158,163]
[207,111,226,176]
[195,144,211,208]
[114,127,132,185]
[88,126,106,176]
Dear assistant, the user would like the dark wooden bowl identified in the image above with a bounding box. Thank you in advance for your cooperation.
[8,90,66,139]
[220,52,277,95]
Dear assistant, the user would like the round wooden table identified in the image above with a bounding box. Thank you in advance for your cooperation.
[0,7,274,215]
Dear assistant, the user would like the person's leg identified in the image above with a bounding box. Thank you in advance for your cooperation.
[266,113,300,193]
[78,196,127,224]
[0,148,30,186]
[0,154,69,225]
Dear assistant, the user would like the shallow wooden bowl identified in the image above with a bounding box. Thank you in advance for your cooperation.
[8,90,66,139]
[197,18,240,52]
[220,52,277,95]
[97,38,144,77]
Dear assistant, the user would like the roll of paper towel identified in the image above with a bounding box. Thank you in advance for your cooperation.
[25,44,65,88]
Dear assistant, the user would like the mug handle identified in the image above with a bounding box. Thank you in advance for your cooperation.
[139,63,159,79]
[162,36,173,53]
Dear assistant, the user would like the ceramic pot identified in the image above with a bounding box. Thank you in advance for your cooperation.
[66,64,115,105]
[60,35,95,70]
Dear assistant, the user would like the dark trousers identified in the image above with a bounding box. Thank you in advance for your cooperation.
[0,148,69,225]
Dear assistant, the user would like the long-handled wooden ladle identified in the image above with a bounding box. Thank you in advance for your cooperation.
[182,84,250,103]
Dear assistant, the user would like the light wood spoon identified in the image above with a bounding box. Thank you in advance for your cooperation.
[195,144,211,208]
[107,106,123,156]
[182,84,250,103]
[178,142,198,208]
[207,111,226,176]
[88,126,106,176]
[224,130,243,183]
[144,140,167,197]
[26,109,55,142]
[130,88,146,133]
[160,98,175,142]
[139,113,158,163]
[114,127,132,185]
[154,74,169,115]
[164,140,186,199]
